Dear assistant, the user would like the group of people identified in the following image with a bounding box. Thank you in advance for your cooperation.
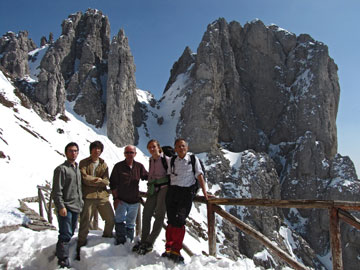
[51,138,209,268]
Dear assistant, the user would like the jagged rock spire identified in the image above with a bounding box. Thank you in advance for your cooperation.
[106,28,138,146]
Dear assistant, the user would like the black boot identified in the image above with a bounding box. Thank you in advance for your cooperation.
[126,227,134,243]
[75,240,87,261]
[56,241,70,268]
[115,222,126,245]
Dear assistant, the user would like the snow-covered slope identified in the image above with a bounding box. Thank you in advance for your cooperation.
[0,70,267,269]
[136,70,192,151]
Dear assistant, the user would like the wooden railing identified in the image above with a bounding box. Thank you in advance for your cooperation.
[193,197,360,270]
[37,185,53,224]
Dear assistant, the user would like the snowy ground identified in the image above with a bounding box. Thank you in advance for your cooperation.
[0,227,263,270]
[0,70,269,269]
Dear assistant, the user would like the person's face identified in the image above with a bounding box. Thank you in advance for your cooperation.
[90,147,102,160]
[175,140,188,158]
[66,146,79,162]
[147,142,161,158]
[124,146,136,161]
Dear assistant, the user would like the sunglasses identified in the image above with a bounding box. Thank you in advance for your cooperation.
[125,151,135,154]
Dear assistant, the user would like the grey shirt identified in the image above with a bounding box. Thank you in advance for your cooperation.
[51,160,83,213]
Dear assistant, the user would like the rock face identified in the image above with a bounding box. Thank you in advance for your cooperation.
[0,31,37,78]
[170,18,339,159]
[280,131,360,270]
[35,9,110,125]
[106,29,139,146]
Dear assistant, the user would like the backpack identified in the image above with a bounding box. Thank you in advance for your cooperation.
[170,153,206,194]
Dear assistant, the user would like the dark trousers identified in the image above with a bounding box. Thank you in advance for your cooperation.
[56,209,79,261]
[166,185,194,227]
[57,209,79,242]
[165,185,195,254]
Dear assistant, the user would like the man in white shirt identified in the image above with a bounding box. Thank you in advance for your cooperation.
[163,138,208,263]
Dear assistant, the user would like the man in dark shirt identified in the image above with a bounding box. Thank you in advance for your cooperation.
[110,145,148,245]
[51,142,83,268]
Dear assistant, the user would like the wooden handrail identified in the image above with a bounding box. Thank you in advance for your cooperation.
[338,209,360,231]
[206,197,360,210]
[211,203,309,270]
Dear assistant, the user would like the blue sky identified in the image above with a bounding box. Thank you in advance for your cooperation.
[1,0,359,174]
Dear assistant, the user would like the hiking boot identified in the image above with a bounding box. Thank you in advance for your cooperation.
[137,242,153,255]
[169,251,184,264]
[131,242,142,252]
[114,222,126,245]
[75,240,87,261]
[161,250,171,258]
[58,258,70,268]
[75,249,81,261]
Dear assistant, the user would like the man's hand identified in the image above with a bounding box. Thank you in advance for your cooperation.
[94,177,103,183]
[113,199,122,210]
[59,207,67,217]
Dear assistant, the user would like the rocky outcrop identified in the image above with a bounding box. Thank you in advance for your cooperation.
[164,46,195,93]
[168,18,339,160]
[0,31,37,78]
[106,29,138,146]
[35,9,110,124]
[210,149,323,268]
[280,131,360,270]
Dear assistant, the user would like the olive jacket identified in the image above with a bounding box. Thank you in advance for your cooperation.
[79,156,110,199]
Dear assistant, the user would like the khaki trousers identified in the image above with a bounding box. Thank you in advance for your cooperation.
[78,197,114,246]
[141,186,167,246]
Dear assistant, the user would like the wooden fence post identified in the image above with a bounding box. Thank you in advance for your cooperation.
[207,202,216,256]
[136,203,142,237]
[38,188,44,218]
[329,207,343,270]
[48,195,53,224]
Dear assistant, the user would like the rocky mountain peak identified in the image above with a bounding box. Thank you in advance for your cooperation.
[33,9,112,125]
[164,46,195,93]
[106,28,138,146]
[0,31,37,78]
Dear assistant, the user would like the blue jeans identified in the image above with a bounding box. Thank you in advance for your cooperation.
[57,209,79,242]
[115,201,139,229]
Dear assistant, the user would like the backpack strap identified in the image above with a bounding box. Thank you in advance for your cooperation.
[170,155,177,174]
[161,156,168,171]
[190,154,196,176]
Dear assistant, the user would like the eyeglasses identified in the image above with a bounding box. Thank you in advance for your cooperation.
[125,151,135,154]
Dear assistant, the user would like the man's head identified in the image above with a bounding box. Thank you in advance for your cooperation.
[90,141,103,160]
[174,138,188,159]
[124,145,137,163]
[65,142,79,163]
